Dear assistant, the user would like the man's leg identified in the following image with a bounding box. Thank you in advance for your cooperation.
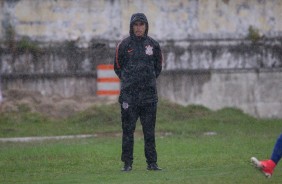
[121,103,138,170]
[140,103,158,166]
[271,134,282,164]
[251,133,282,177]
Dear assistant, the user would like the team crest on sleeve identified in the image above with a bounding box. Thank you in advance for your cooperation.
[145,45,153,55]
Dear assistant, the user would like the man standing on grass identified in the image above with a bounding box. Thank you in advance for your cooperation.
[251,133,282,178]
[114,13,163,172]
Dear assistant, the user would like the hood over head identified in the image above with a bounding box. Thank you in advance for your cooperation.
[129,13,149,37]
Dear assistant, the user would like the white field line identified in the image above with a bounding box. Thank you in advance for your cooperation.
[0,131,174,143]
[0,134,97,143]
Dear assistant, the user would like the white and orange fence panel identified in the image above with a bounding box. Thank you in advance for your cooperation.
[96,64,120,96]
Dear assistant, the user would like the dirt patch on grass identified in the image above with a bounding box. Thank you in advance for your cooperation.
[0,89,118,118]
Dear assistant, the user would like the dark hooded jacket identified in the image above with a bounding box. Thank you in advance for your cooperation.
[114,13,163,105]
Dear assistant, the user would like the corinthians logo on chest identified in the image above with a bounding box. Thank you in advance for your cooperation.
[145,45,153,55]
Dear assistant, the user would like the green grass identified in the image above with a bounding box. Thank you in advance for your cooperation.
[0,100,282,183]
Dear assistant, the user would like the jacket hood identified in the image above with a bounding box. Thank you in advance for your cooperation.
[129,13,149,38]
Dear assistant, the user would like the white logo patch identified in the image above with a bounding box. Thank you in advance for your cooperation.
[145,45,153,55]
[122,102,129,109]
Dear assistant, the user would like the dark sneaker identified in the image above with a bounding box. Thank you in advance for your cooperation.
[147,163,162,171]
[121,163,132,172]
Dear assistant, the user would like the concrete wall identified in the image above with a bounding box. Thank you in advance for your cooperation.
[1,0,282,118]
[1,75,96,97]
[1,38,282,118]
[1,39,281,74]
[158,69,282,118]
[162,39,282,70]
[0,41,115,74]
[1,67,282,118]
[1,0,282,43]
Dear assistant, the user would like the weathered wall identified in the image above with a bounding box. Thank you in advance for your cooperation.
[1,39,282,118]
[162,39,282,70]
[1,38,282,118]
[1,39,282,74]
[1,0,282,118]
[2,67,282,118]
[158,69,282,118]
[0,41,115,74]
[1,75,96,97]
[1,0,282,43]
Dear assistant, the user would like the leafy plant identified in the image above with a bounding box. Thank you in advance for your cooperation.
[17,36,41,53]
[247,25,261,42]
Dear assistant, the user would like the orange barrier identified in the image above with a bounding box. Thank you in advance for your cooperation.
[96,64,120,96]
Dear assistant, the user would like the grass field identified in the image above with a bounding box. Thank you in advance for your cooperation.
[0,101,282,183]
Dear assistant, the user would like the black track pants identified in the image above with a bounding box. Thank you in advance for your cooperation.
[121,102,157,165]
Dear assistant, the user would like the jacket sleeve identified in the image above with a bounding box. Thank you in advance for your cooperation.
[154,42,163,78]
[114,41,123,79]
